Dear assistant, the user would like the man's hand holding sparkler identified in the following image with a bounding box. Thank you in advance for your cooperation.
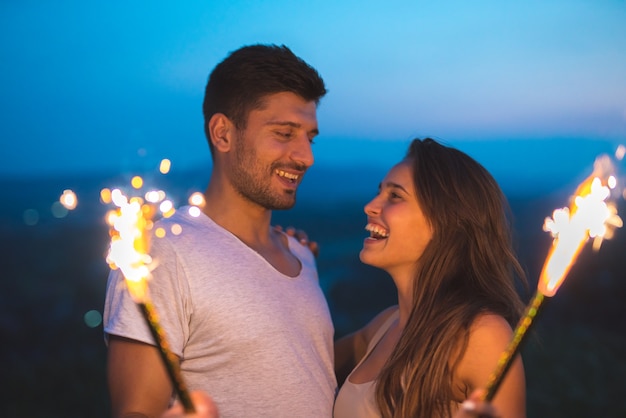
[162,391,219,418]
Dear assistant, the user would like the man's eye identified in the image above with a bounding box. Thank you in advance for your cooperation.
[309,138,316,145]
[276,131,292,139]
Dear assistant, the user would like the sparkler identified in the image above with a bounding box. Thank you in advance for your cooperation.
[483,153,623,402]
[104,180,195,413]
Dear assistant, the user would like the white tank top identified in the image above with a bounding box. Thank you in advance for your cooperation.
[333,310,399,418]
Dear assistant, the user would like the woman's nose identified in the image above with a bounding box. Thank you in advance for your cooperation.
[364,196,381,216]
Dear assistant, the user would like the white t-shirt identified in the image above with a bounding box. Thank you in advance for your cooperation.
[104,207,337,418]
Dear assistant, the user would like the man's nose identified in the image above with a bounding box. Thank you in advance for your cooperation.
[290,134,314,168]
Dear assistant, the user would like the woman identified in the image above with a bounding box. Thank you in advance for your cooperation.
[334,138,528,418]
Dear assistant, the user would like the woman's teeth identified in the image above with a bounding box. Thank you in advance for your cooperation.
[365,223,389,239]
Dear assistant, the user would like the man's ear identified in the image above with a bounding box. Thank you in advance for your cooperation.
[207,113,234,153]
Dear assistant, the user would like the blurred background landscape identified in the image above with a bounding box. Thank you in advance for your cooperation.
[2,1,626,416]
[1,149,625,417]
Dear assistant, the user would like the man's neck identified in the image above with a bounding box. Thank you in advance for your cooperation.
[202,180,301,277]
[202,184,274,248]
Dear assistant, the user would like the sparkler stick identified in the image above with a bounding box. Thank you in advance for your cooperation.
[138,300,195,413]
[483,154,623,402]
[483,290,545,401]
[105,185,195,413]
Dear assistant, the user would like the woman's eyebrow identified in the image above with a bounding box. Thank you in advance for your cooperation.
[382,181,409,194]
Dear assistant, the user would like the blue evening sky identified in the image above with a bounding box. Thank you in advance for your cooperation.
[1,1,625,189]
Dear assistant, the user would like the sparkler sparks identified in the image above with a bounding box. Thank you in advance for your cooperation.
[105,189,154,302]
[483,152,623,402]
[104,178,195,413]
[538,156,621,297]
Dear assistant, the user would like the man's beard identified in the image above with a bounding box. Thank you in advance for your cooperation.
[230,135,300,210]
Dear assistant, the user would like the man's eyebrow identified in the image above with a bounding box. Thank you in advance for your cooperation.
[265,120,319,135]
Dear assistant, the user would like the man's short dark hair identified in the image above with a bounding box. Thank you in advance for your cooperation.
[202,44,327,152]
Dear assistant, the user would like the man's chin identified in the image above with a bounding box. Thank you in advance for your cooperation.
[273,201,297,211]
[271,195,297,211]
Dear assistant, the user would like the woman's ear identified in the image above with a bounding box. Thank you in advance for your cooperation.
[207,113,234,153]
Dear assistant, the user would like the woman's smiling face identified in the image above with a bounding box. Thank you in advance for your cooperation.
[359,159,433,277]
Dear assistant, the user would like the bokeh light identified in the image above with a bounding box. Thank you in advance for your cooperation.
[131,176,144,189]
[100,188,112,204]
[188,206,202,217]
[171,223,183,235]
[188,192,205,207]
[83,310,102,328]
[616,144,625,161]
[159,200,175,218]
[145,190,166,203]
[159,159,171,174]
[60,189,77,210]
[23,209,39,226]
[51,201,68,218]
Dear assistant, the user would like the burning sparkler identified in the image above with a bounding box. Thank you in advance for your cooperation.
[104,178,195,413]
[483,152,623,402]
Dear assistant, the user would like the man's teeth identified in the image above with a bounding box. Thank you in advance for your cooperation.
[276,169,299,181]
[365,223,389,239]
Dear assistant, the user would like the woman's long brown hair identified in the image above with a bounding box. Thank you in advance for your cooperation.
[375,138,528,417]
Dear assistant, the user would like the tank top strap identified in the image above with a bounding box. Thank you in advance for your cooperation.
[363,308,400,360]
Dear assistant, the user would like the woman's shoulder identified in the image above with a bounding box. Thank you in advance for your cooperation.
[457,316,526,417]
[456,312,516,390]
[361,305,399,344]
[468,313,513,344]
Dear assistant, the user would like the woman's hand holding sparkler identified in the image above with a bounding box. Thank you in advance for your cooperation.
[457,390,501,418]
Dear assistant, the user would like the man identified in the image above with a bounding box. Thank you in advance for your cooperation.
[104,44,336,418]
